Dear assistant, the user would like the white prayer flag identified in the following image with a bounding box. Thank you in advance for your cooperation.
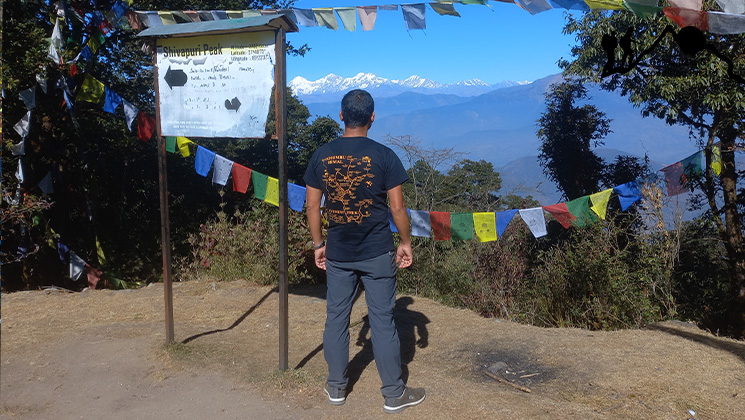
[715,0,745,14]
[519,208,548,238]
[708,11,745,34]
[16,159,25,183]
[19,87,36,110]
[39,172,54,195]
[11,140,25,156]
[122,99,138,131]
[70,251,86,281]
[36,75,48,94]
[14,111,32,138]
[212,154,234,186]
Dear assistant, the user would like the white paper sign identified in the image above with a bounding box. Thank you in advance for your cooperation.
[156,31,275,138]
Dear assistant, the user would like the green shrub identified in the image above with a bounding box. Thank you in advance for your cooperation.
[465,223,534,319]
[673,217,734,335]
[514,221,675,330]
[178,200,322,285]
[397,238,478,307]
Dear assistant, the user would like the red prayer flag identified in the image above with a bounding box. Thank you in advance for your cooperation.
[69,63,79,77]
[136,111,155,142]
[184,11,201,22]
[430,211,451,241]
[85,264,106,289]
[660,161,687,196]
[99,19,112,35]
[126,10,143,31]
[663,7,709,30]
[542,203,577,229]
[232,163,252,193]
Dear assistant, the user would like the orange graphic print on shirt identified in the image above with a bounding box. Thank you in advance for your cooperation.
[322,155,375,224]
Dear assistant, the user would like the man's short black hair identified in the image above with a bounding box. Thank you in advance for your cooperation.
[341,89,374,128]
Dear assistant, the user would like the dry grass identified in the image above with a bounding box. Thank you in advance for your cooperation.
[3,280,745,419]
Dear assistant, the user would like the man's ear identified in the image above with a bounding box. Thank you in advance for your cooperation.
[370,111,375,123]
[339,111,344,122]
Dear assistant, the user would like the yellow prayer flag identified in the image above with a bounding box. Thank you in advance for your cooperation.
[265,176,279,206]
[590,188,613,220]
[96,235,106,266]
[87,35,102,54]
[158,11,177,25]
[78,75,105,104]
[177,137,193,157]
[473,212,497,243]
[711,145,722,176]
[584,0,624,9]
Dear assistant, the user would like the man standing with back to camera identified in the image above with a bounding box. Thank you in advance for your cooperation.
[304,89,426,414]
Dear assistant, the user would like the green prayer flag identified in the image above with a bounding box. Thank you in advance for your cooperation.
[566,196,598,227]
[430,3,461,16]
[681,150,703,178]
[623,0,662,18]
[165,136,177,153]
[450,213,474,241]
[252,171,268,200]
[335,7,357,31]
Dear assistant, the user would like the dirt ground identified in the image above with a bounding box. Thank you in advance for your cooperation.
[2,280,744,420]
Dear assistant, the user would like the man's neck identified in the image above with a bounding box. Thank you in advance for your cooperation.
[342,126,369,138]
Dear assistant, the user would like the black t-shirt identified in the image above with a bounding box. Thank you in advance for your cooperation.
[304,137,409,262]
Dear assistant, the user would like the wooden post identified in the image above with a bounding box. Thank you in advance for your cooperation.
[275,27,289,371]
[153,42,175,344]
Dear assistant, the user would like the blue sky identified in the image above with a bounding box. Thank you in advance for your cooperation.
[286,1,577,84]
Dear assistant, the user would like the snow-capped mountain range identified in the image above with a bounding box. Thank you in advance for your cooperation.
[290,72,528,103]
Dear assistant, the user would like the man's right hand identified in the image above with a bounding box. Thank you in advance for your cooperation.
[396,243,412,269]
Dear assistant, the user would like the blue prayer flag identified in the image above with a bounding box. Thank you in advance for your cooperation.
[195,146,216,177]
[496,209,519,238]
[57,241,70,262]
[548,0,590,10]
[613,181,642,211]
[80,45,93,61]
[112,0,128,18]
[288,183,306,212]
[102,88,123,114]
[401,4,426,30]
[389,208,411,232]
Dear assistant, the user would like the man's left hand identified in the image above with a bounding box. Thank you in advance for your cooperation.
[314,246,326,270]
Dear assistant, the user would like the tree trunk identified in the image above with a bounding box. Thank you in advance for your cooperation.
[718,132,745,338]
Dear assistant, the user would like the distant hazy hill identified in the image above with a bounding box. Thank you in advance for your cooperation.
[498,148,669,205]
[305,74,698,167]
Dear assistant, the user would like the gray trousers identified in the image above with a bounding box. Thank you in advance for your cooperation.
[324,251,405,398]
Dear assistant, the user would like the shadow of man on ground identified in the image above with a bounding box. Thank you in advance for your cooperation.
[648,322,745,365]
[346,296,430,391]
[182,287,277,344]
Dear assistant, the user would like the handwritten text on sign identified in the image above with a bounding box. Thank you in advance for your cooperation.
[157,31,275,138]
